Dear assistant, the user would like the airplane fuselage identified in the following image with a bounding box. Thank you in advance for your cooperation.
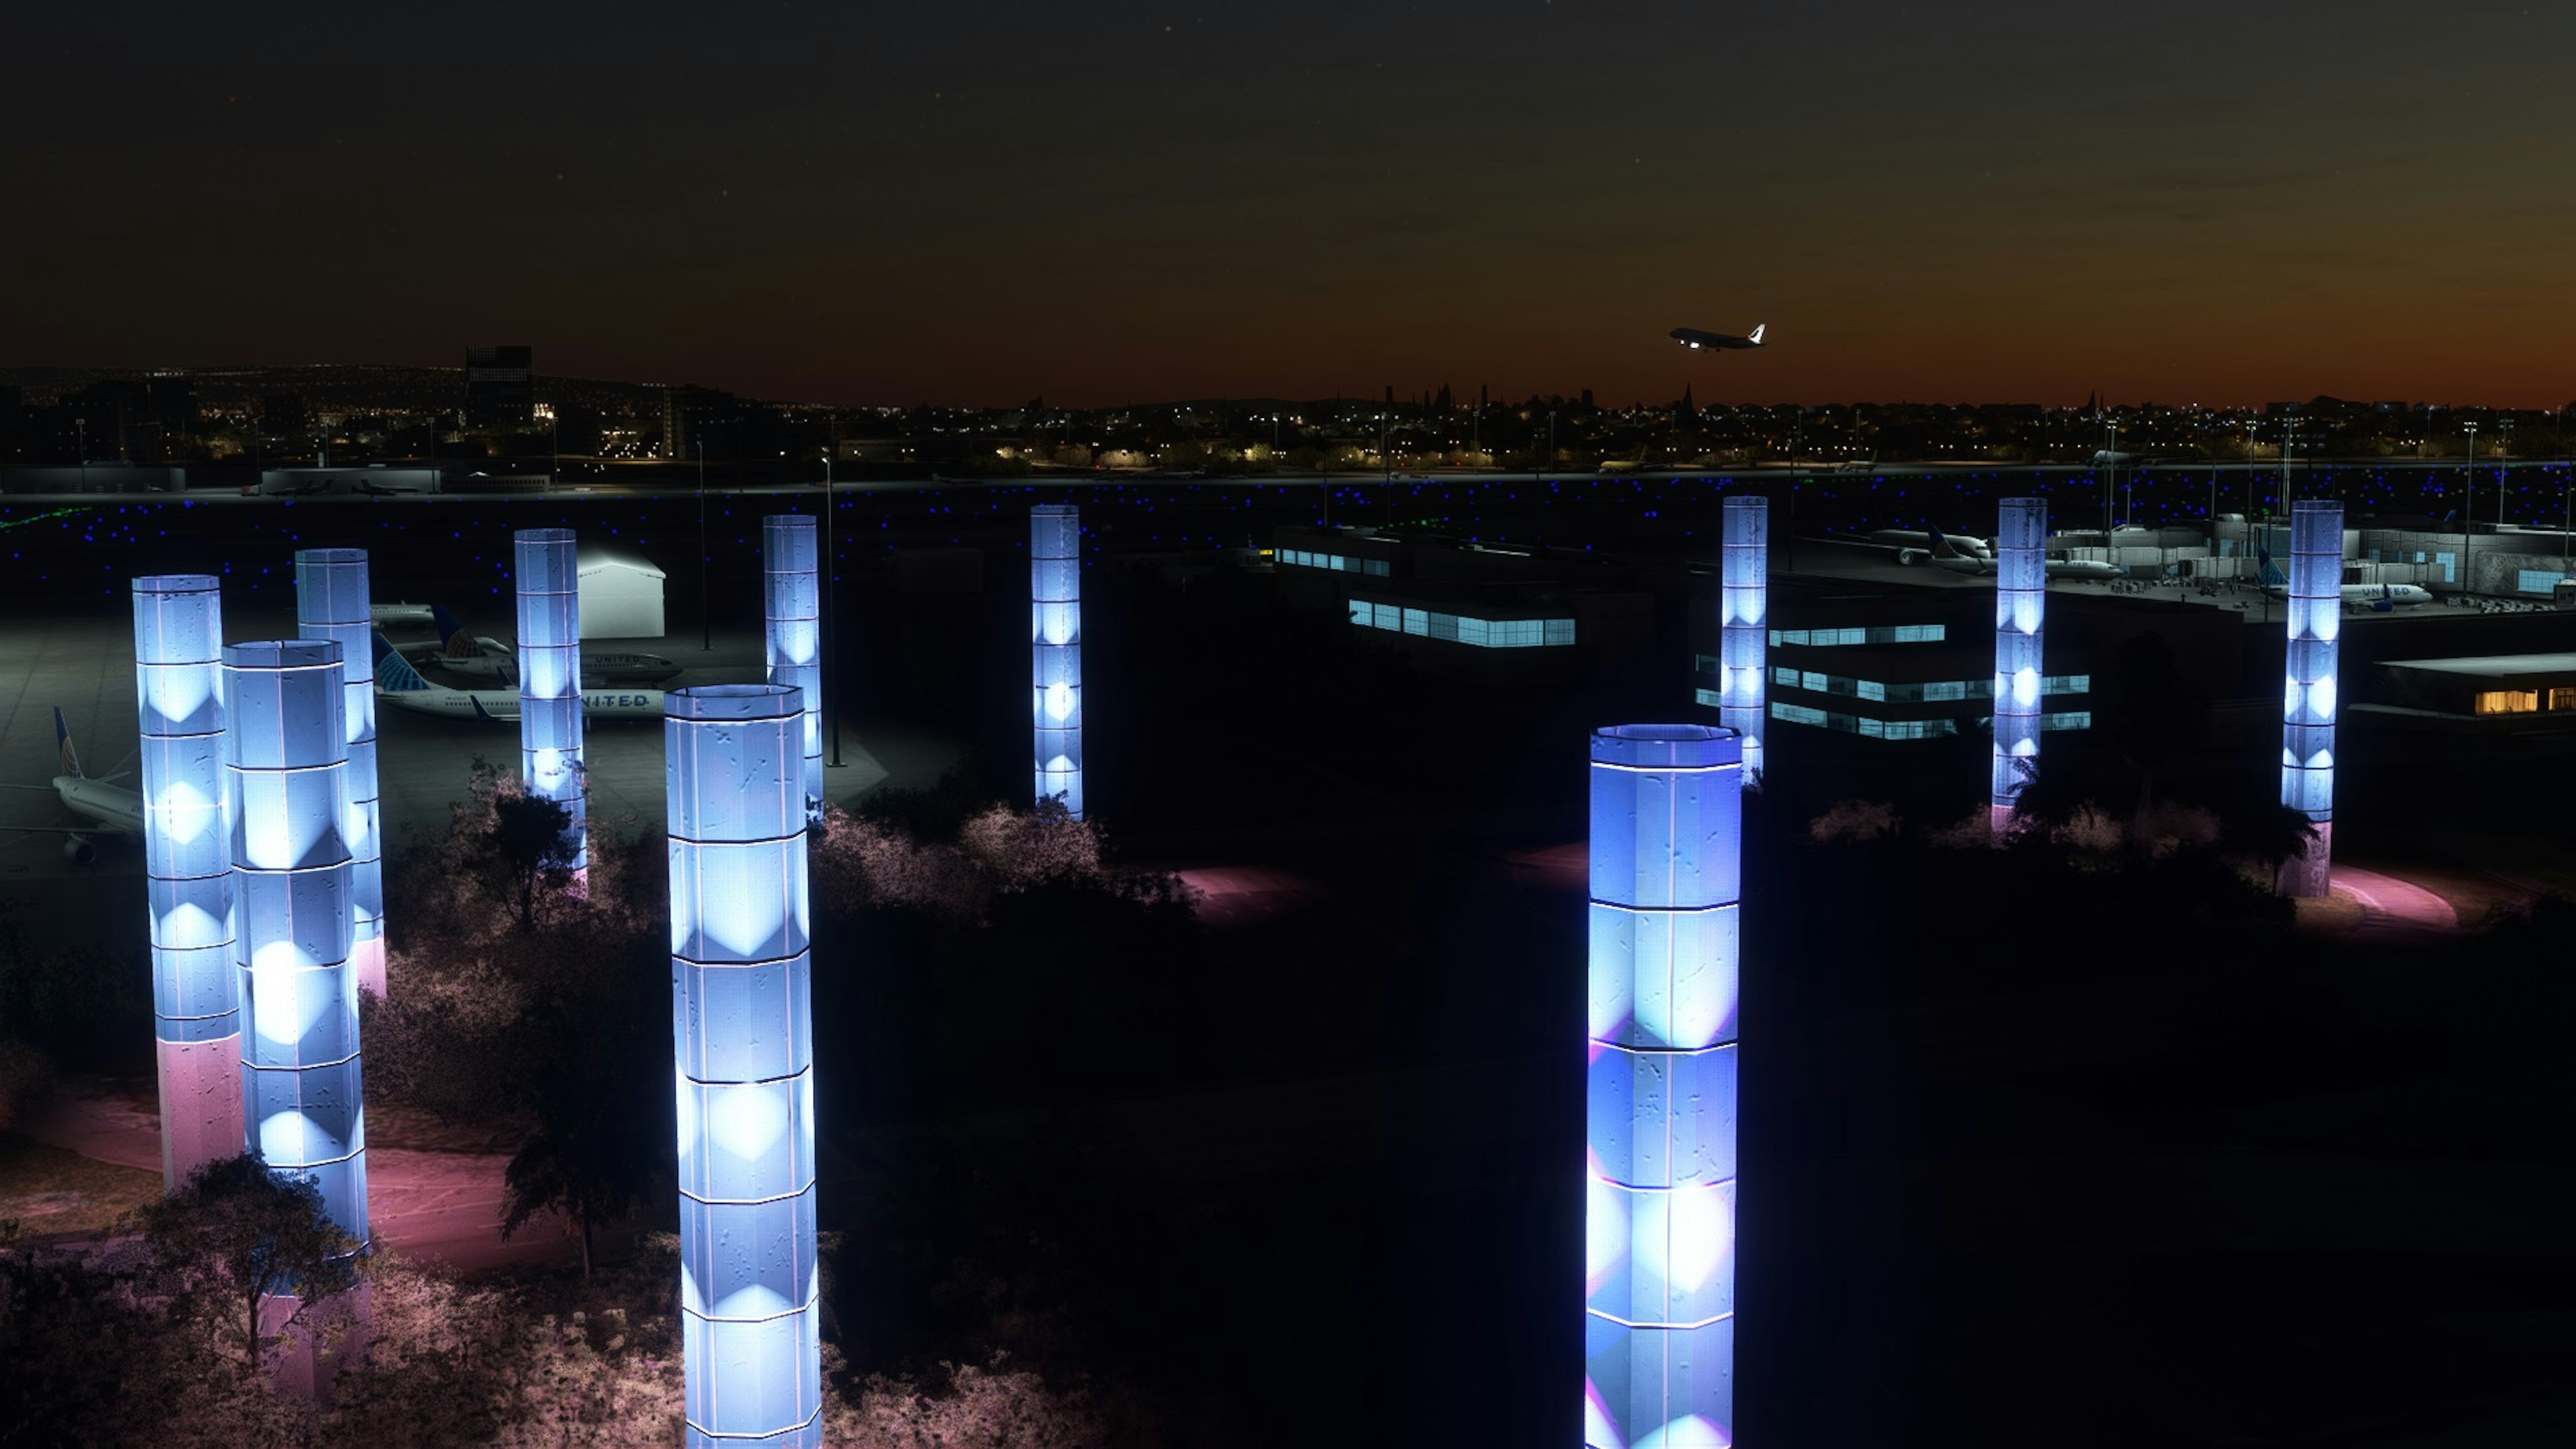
[377,684,669,722]
[54,775,143,837]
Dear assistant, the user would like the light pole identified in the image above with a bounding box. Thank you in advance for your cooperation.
[696,439,711,651]
[2462,420,2479,597]
[75,417,87,494]
[822,448,841,768]
[2498,418,2514,529]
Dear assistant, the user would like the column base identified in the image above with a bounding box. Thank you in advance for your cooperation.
[260,1277,371,1399]
[158,1033,245,1190]
[2277,821,2333,898]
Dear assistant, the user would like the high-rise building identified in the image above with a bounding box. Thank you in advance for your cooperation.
[465,345,535,430]
[147,372,197,435]
[260,393,308,443]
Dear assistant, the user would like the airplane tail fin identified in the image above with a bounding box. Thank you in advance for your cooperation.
[1748,324,1765,345]
[1929,524,1960,558]
[53,707,80,778]
[373,632,432,692]
[432,604,483,658]
[2257,547,2288,589]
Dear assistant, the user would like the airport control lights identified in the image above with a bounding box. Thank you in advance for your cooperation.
[1990,497,2047,839]
[1720,496,1769,788]
[223,639,368,1244]
[2280,499,2341,898]
[134,575,243,1189]
[515,528,587,873]
[295,549,386,999]
[667,685,821,1448]
[762,515,824,822]
[1586,724,1740,1449]
[1031,504,1083,818]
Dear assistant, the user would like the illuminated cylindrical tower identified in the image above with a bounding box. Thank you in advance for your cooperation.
[1585,724,1740,1449]
[224,639,368,1243]
[762,515,825,822]
[134,575,242,1190]
[1719,496,1769,788]
[515,528,586,873]
[667,685,820,1449]
[1990,496,2047,839]
[1031,503,1083,818]
[294,549,386,1000]
[2279,499,2341,898]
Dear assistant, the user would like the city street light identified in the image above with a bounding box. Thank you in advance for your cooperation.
[2462,420,2479,596]
[696,439,711,651]
[822,447,841,768]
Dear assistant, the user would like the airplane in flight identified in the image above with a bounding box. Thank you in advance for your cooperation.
[1670,323,1766,352]
[2257,551,2432,608]
[374,633,671,722]
[0,708,144,864]
[412,605,685,686]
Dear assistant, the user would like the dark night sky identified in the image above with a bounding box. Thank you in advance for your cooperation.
[5,1,2571,407]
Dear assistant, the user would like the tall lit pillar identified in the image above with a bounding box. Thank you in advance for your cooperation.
[515,528,586,872]
[1031,503,1083,818]
[762,515,824,822]
[295,549,385,999]
[2280,498,2341,897]
[667,685,820,1448]
[1719,496,1769,788]
[1585,724,1740,1449]
[1990,496,2046,839]
[134,575,241,1189]
[223,639,368,1243]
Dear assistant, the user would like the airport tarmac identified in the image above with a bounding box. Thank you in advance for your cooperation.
[0,605,947,927]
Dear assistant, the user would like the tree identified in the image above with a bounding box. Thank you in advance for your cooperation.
[138,1154,363,1382]
[484,788,582,934]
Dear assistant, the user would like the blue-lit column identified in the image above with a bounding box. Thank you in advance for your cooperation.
[2280,499,2341,898]
[224,640,368,1243]
[295,549,386,1000]
[762,515,824,822]
[1719,496,1769,788]
[1031,504,1083,818]
[1990,496,2046,839]
[1586,724,1739,1449]
[667,686,820,1448]
[515,528,586,872]
[134,575,241,1190]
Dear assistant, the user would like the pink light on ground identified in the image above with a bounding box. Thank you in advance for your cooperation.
[1174,867,1313,929]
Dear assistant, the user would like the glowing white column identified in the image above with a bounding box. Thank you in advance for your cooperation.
[1585,724,1740,1448]
[224,639,368,1243]
[515,528,586,872]
[2280,499,2341,897]
[1990,496,2046,839]
[295,549,385,999]
[1719,496,1769,788]
[667,685,820,1449]
[1031,504,1083,818]
[763,515,825,822]
[134,575,242,1189]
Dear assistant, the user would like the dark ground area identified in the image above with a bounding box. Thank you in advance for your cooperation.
[4,481,2575,1445]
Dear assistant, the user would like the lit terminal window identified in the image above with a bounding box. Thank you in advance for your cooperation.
[2475,690,2539,715]
[2553,688,2576,712]
[1279,548,1392,576]
[1768,668,2089,701]
[1768,623,1945,647]
[1349,598,1575,648]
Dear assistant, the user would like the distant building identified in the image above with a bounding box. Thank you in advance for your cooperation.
[662,384,753,460]
[261,393,308,442]
[465,345,535,429]
[72,378,148,461]
[147,372,197,435]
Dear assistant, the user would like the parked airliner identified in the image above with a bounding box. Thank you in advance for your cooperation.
[414,605,684,686]
[0,709,144,863]
[2257,552,2432,608]
[374,633,671,722]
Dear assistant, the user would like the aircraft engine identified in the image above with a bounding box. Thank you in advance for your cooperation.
[1896,549,1927,566]
[62,835,95,865]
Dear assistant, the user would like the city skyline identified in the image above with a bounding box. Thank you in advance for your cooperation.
[3,3,2570,408]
